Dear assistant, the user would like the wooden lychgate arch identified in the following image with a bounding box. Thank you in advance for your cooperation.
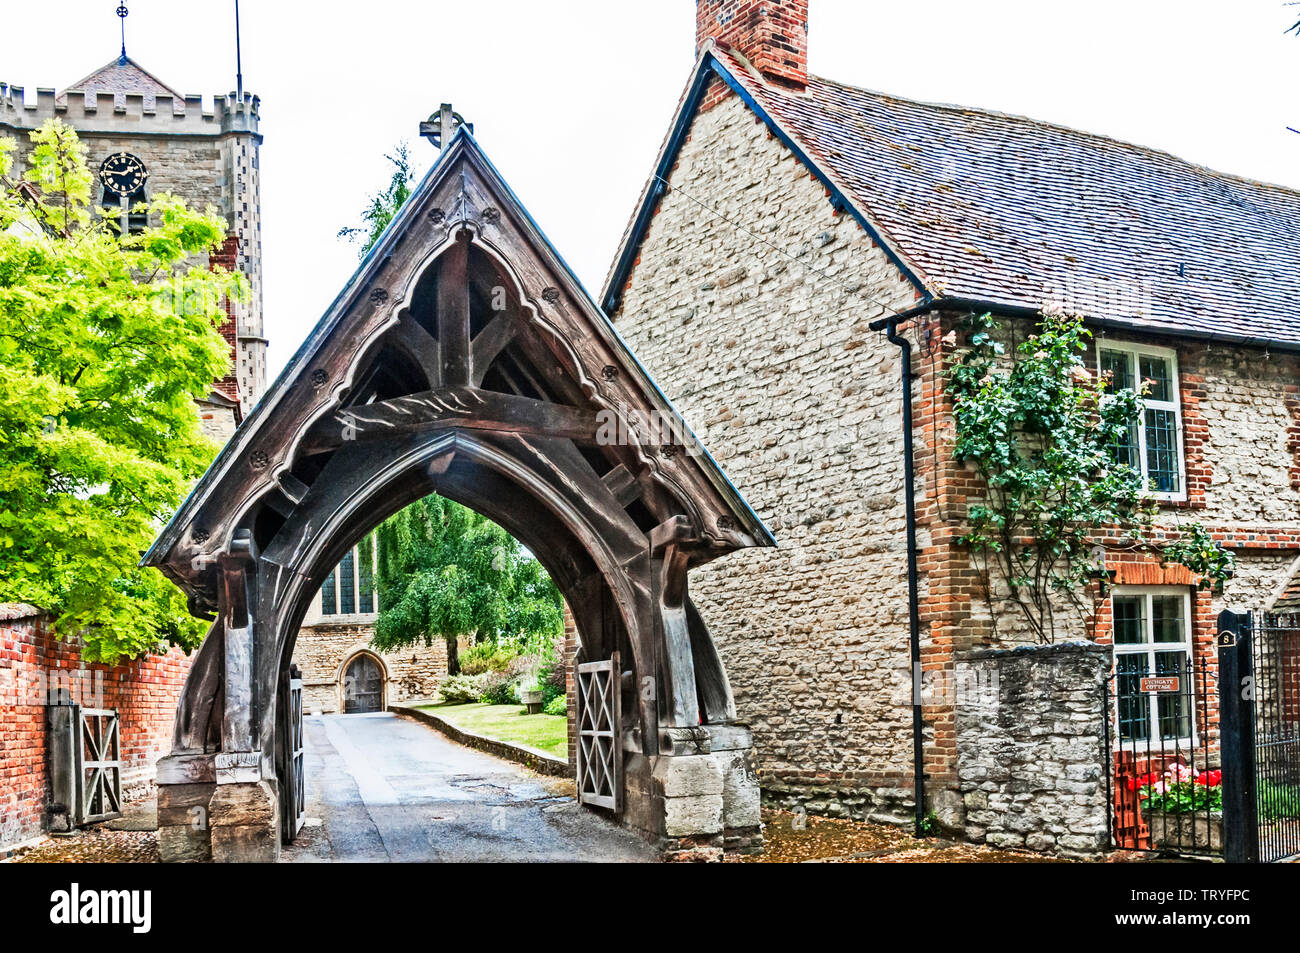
[145,130,773,862]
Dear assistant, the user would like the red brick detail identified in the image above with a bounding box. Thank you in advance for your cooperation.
[697,0,809,90]
[0,609,193,847]
[210,235,241,404]
[1176,368,1210,509]
[563,603,578,769]
[1110,559,1198,587]
[699,75,736,113]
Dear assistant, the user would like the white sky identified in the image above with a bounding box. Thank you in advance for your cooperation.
[4,0,1298,381]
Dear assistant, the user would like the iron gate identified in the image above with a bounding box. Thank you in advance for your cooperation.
[1218,610,1300,863]
[1104,658,1221,856]
[576,652,621,811]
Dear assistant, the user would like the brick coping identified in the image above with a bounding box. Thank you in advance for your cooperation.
[0,603,43,622]
[390,702,573,778]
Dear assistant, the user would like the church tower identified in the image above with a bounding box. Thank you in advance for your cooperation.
[0,51,267,439]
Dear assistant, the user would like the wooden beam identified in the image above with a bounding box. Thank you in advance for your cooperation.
[391,313,441,388]
[470,309,518,386]
[600,464,642,507]
[300,387,600,452]
[438,232,471,387]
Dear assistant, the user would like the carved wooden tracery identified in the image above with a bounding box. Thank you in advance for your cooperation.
[144,133,772,806]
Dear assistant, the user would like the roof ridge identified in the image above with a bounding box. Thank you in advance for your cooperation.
[803,70,1300,201]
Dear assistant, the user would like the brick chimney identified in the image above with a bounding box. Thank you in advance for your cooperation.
[696,0,809,90]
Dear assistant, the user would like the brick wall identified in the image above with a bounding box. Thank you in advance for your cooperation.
[696,0,809,89]
[0,605,193,848]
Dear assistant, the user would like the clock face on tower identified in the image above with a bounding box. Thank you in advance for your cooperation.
[98,152,148,197]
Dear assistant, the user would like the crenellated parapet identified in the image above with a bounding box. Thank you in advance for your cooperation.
[0,83,260,138]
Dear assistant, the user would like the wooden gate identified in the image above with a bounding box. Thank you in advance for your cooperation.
[576,652,622,811]
[344,654,383,713]
[279,668,306,842]
[49,706,123,827]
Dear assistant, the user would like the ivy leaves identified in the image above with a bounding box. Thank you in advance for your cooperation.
[947,309,1232,642]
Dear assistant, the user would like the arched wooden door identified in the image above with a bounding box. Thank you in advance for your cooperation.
[343,655,383,713]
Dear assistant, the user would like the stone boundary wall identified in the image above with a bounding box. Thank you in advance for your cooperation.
[0,604,193,849]
[955,641,1111,855]
[391,702,571,777]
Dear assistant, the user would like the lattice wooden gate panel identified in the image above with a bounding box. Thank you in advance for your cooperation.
[78,708,123,824]
[576,652,622,811]
[279,669,306,841]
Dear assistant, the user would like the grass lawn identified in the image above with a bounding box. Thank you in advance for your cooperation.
[423,702,567,757]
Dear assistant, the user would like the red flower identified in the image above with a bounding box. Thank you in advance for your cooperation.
[1195,770,1222,787]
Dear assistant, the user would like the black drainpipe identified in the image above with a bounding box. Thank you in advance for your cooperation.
[872,305,932,838]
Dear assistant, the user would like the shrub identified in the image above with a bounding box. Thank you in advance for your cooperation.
[534,637,567,706]
[439,673,489,704]
[459,639,524,675]
[479,668,520,705]
[543,694,567,717]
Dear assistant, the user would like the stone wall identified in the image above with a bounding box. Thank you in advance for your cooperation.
[614,78,1300,830]
[955,642,1110,855]
[290,620,447,714]
[613,84,926,818]
[0,605,193,849]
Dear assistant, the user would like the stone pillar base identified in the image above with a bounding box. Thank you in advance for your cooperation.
[156,753,215,863]
[210,779,281,863]
[620,724,763,861]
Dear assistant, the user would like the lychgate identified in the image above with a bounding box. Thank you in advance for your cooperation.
[143,130,773,862]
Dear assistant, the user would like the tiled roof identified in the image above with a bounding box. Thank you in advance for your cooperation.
[58,55,183,107]
[609,47,1300,349]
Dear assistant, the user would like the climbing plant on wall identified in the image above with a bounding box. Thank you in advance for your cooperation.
[947,307,1233,643]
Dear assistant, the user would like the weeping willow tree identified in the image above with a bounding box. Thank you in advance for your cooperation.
[373,495,563,674]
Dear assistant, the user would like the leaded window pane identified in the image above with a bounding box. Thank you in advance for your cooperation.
[359,549,374,614]
[1113,596,1145,644]
[1155,650,1191,739]
[1138,354,1172,402]
[1152,595,1184,643]
[1101,349,1133,391]
[339,550,355,615]
[1144,408,1180,493]
[321,571,337,616]
[1116,653,1150,742]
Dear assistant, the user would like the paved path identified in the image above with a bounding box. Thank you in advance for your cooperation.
[280,712,655,863]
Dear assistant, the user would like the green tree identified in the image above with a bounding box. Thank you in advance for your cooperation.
[0,119,243,662]
[373,495,563,674]
[948,307,1232,643]
[337,141,418,257]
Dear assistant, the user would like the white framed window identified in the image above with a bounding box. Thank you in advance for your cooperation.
[1111,587,1194,744]
[1097,342,1185,500]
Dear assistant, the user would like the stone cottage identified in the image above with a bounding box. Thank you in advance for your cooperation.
[603,0,1300,847]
